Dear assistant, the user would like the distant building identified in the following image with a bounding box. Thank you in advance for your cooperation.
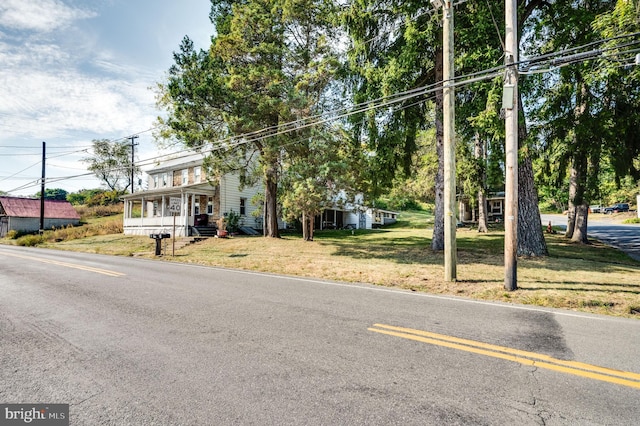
[458,192,505,223]
[0,196,80,237]
[316,193,399,230]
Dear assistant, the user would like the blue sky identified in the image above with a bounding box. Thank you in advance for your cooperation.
[0,0,213,195]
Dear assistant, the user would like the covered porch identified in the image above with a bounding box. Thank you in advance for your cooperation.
[121,184,218,237]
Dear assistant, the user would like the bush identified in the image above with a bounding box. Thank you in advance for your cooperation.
[86,190,126,207]
[226,210,242,232]
[16,234,45,247]
[5,230,19,239]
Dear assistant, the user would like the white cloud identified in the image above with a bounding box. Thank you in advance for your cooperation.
[0,0,213,194]
[0,67,157,139]
[0,0,95,32]
[0,1,158,143]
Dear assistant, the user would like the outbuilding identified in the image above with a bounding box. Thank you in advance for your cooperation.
[0,196,80,237]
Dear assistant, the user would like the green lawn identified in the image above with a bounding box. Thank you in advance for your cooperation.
[5,208,640,318]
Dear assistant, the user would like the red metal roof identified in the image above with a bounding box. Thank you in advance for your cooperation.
[0,197,80,220]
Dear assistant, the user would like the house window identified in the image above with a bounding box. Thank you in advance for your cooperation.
[490,201,502,215]
[194,166,201,183]
[153,175,159,189]
[161,173,170,188]
[194,200,200,215]
[207,197,213,215]
[182,169,188,185]
[240,198,246,215]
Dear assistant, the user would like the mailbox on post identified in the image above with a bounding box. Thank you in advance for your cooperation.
[150,233,171,256]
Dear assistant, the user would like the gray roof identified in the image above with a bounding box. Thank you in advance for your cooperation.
[145,152,205,173]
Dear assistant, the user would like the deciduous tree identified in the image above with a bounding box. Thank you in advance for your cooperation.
[83,139,136,192]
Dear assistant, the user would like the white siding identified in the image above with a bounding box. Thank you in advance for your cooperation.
[219,173,262,228]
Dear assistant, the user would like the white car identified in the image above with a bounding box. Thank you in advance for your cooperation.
[589,205,602,213]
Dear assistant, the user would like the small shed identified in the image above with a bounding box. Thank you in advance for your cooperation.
[0,196,80,237]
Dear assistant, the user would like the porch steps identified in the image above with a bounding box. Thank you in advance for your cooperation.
[239,226,261,236]
[191,226,217,237]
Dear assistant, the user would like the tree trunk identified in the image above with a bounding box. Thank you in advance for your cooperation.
[571,204,589,244]
[517,155,548,256]
[431,45,445,251]
[302,211,313,241]
[567,153,589,244]
[302,212,309,241]
[517,93,547,256]
[263,162,280,238]
[477,190,488,233]
[475,133,488,233]
[567,81,590,244]
[565,163,578,239]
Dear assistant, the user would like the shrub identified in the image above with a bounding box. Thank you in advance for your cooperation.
[16,234,45,247]
[623,217,640,224]
[5,230,19,239]
[226,210,242,232]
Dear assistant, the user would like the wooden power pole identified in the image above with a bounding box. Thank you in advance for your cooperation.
[128,135,139,194]
[443,0,457,282]
[39,141,46,233]
[504,0,518,291]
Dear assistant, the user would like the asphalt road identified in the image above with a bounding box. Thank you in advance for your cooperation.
[541,213,640,261]
[1,245,639,425]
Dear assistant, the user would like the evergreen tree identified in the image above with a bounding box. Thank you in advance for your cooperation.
[158,0,341,238]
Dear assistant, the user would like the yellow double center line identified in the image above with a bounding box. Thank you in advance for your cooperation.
[1,251,125,277]
[369,323,640,389]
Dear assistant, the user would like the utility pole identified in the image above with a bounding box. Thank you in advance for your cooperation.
[128,135,139,194]
[443,0,456,282]
[504,0,518,291]
[432,0,457,281]
[39,141,46,234]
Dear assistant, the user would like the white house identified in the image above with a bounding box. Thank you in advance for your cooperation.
[121,152,263,237]
[316,193,399,230]
[121,152,398,237]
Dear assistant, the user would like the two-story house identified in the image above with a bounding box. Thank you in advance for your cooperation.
[122,151,399,237]
[121,152,262,237]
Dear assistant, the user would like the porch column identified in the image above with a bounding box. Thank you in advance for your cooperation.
[182,192,188,237]
[141,197,145,226]
[160,196,165,227]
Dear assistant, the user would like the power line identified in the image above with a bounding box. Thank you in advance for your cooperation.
[3,31,637,195]
[0,160,42,184]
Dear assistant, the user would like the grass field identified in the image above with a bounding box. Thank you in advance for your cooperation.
[20,208,639,319]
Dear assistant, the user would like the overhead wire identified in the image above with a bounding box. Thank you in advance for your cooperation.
[3,30,638,194]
